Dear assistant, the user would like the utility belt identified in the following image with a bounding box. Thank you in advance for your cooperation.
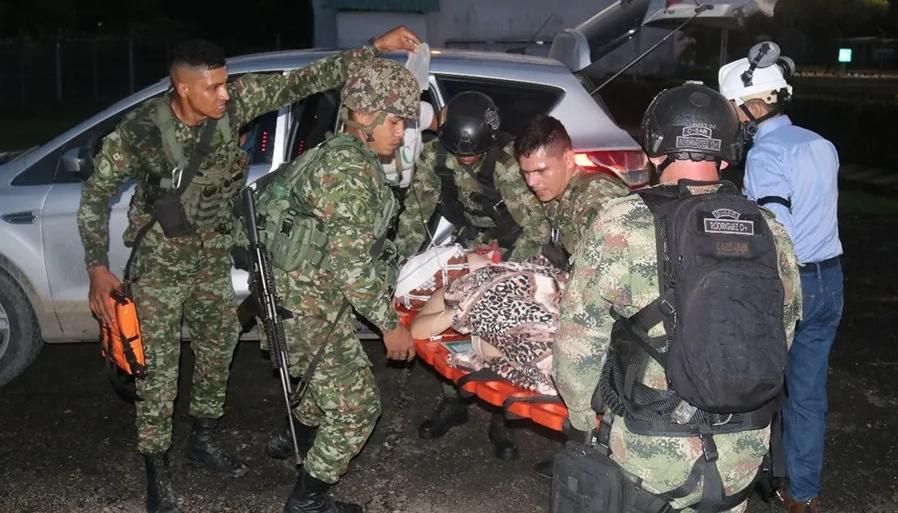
[551,420,755,513]
[798,255,840,274]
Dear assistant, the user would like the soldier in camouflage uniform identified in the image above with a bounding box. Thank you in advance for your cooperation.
[397,92,550,451]
[514,114,628,272]
[553,84,802,512]
[258,58,420,513]
[513,114,628,476]
[394,91,548,259]
[77,27,421,513]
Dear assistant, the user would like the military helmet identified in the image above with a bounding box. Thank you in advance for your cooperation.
[641,82,743,164]
[439,91,501,156]
[341,58,420,119]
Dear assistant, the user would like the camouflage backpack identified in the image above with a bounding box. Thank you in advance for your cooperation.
[253,134,395,271]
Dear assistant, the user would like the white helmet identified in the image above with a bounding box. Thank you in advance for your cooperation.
[718,41,793,106]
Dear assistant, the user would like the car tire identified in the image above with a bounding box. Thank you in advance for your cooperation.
[0,271,43,386]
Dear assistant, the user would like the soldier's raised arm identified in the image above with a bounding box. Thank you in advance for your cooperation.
[229,26,421,127]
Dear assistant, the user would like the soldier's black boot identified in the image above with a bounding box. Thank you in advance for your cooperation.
[417,397,469,439]
[283,470,363,513]
[186,416,248,477]
[488,411,519,461]
[143,452,180,513]
[266,420,317,460]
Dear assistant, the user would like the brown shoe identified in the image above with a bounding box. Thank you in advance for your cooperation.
[777,488,821,513]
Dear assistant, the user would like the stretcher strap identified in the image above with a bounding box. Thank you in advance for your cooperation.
[455,368,503,394]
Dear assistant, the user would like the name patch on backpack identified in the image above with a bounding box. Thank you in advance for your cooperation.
[703,208,755,236]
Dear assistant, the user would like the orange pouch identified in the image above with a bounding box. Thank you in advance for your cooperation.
[100,292,147,378]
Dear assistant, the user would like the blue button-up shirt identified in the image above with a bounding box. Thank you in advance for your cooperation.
[743,115,843,264]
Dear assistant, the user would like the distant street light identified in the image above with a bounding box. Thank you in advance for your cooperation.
[838,48,852,64]
[837,47,852,77]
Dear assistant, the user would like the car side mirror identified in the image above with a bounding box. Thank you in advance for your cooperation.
[61,146,92,177]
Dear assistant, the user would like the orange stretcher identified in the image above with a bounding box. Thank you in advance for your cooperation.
[398,309,592,433]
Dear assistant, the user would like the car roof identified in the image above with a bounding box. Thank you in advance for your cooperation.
[14,48,637,169]
[227,47,567,74]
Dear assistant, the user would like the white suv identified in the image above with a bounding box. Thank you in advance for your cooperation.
[0,48,648,385]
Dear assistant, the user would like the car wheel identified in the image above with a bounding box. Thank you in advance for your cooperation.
[0,271,43,386]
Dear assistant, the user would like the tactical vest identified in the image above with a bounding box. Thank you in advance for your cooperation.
[148,98,245,233]
[254,134,397,272]
[433,134,523,253]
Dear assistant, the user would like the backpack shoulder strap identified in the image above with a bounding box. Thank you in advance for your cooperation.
[217,112,232,145]
[636,184,680,213]
[150,98,186,170]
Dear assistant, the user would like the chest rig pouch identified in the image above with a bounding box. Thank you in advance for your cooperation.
[149,100,234,238]
[433,135,522,255]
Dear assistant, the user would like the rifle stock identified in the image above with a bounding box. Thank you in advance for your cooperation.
[240,186,302,466]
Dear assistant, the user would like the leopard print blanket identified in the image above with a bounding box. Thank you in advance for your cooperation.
[443,262,566,395]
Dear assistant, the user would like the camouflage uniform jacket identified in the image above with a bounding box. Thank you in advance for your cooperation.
[78,45,378,270]
[280,132,402,332]
[395,139,549,260]
[542,169,628,257]
[554,183,801,508]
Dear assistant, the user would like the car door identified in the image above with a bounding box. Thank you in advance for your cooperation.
[39,108,142,340]
[38,94,302,340]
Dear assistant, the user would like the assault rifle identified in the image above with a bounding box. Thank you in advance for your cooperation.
[240,186,302,466]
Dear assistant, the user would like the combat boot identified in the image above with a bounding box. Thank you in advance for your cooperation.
[417,397,469,439]
[186,416,248,477]
[266,420,317,460]
[488,411,519,461]
[283,470,363,513]
[143,452,180,513]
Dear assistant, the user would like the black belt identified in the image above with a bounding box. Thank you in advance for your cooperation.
[799,256,840,274]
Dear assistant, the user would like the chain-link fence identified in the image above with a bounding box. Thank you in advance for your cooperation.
[0,36,178,107]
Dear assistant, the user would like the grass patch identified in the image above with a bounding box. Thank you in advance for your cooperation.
[840,190,898,217]
[0,103,106,151]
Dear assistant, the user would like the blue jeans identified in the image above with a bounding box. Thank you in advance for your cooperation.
[783,259,844,501]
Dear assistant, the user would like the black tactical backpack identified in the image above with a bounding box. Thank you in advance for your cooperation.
[602,181,787,434]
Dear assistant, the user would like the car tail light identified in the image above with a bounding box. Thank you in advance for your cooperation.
[574,150,650,189]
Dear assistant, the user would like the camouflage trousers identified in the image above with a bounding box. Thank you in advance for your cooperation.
[275,268,382,484]
[131,249,239,454]
[609,421,771,513]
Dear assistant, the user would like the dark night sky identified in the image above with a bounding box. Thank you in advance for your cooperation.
[0,0,315,52]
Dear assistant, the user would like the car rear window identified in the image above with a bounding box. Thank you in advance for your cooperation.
[437,77,563,138]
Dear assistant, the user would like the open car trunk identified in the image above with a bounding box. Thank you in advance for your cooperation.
[549,0,779,73]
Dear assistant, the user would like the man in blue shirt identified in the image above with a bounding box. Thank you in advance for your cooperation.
[719,43,843,513]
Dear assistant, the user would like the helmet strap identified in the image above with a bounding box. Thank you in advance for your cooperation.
[657,156,674,175]
[341,106,387,143]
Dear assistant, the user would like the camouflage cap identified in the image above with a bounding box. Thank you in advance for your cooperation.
[341,58,420,120]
